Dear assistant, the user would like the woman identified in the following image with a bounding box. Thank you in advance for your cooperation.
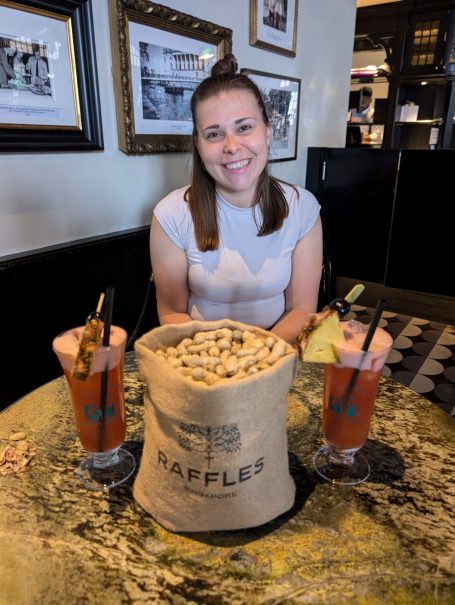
[12,50,27,90]
[150,54,322,343]
[0,44,15,88]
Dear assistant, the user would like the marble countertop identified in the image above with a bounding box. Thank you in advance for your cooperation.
[1,355,454,604]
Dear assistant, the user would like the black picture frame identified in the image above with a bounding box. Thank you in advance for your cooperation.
[241,67,300,162]
[109,0,232,155]
[0,0,103,152]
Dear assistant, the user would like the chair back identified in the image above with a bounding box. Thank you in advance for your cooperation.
[317,232,336,311]
[126,273,158,351]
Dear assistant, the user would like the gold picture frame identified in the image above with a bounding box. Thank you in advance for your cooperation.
[250,0,298,58]
[109,0,232,155]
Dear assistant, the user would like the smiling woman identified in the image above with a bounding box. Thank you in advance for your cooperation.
[194,89,272,209]
[150,54,323,344]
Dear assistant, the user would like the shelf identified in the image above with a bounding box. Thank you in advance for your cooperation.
[350,73,390,83]
[395,119,444,125]
[347,121,387,126]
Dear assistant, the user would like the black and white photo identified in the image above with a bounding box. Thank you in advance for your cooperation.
[263,0,287,33]
[0,36,52,97]
[242,68,300,162]
[109,0,232,154]
[250,0,298,57]
[139,42,212,123]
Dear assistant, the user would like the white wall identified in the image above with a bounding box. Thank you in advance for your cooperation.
[0,0,356,257]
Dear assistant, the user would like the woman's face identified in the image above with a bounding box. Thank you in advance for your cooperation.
[194,89,272,207]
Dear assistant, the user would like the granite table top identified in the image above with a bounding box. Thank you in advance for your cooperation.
[0,354,454,605]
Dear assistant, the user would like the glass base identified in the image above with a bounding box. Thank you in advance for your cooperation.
[314,445,370,486]
[76,447,136,491]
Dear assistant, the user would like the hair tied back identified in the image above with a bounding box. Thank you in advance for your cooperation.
[210,53,238,77]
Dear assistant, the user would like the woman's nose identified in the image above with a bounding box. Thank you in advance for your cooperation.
[223,133,239,154]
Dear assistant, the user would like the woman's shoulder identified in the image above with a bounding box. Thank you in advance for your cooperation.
[156,185,189,205]
[154,185,190,214]
[277,180,318,205]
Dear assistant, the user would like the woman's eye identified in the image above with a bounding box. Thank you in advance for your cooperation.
[238,124,253,134]
[206,131,221,140]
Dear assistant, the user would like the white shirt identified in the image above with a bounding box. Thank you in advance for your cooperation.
[153,183,320,328]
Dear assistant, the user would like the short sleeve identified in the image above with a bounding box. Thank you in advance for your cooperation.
[291,186,321,240]
[153,187,192,250]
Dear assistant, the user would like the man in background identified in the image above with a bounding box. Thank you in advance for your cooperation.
[349,86,374,122]
[0,43,15,87]
[348,86,383,146]
[26,48,49,91]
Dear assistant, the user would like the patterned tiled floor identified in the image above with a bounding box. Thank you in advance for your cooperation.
[346,305,455,416]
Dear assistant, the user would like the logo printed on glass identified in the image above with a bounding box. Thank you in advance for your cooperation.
[84,403,115,423]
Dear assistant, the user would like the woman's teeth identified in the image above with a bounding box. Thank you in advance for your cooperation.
[225,159,249,170]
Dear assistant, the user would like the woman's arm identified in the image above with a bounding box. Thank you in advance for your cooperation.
[271,216,323,343]
[150,215,193,325]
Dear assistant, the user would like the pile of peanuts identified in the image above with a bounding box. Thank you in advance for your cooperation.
[0,431,37,476]
[155,327,287,385]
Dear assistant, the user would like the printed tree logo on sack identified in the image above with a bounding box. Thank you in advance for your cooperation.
[178,423,242,468]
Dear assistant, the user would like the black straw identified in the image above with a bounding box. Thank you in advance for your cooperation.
[98,286,115,452]
[341,298,386,412]
[361,299,386,352]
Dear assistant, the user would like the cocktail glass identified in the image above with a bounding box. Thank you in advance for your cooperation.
[314,320,393,485]
[53,325,136,490]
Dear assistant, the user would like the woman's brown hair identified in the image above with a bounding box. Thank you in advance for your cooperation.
[184,53,295,251]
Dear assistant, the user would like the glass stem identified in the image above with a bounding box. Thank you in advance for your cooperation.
[90,447,121,469]
[328,447,359,467]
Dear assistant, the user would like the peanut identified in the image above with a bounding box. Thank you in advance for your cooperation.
[157,327,289,384]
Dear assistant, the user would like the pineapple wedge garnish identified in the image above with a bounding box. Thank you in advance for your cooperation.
[296,308,344,363]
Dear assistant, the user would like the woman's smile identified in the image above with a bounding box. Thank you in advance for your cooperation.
[223,158,251,172]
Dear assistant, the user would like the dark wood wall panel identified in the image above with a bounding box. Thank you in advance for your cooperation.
[0,228,158,411]
[306,147,455,315]
[385,150,455,296]
[306,147,399,284]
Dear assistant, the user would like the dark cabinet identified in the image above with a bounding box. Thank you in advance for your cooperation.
[385,150,455,297]
[403,11,450,75]
[306,147,455,299]
[306,148,398,284]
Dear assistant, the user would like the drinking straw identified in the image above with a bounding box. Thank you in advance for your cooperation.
[345,283,365,304]
[341,298,386,411]
[361,298,386,353]
[96,292,105,315]
[98,286,115,452]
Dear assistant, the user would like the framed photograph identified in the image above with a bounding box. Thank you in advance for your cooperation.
[0,0,103,152]
[109,0,232,155]
[250,0,298,58]
[242,68,300,162]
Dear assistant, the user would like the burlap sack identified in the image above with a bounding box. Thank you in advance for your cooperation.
[133,319,297,532]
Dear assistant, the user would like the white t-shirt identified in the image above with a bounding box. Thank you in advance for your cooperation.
[153,182,320,328]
